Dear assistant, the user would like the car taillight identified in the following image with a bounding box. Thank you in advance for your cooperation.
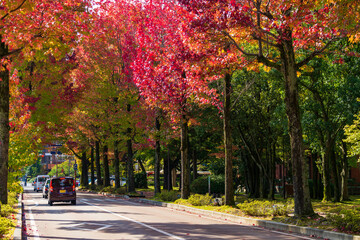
[50,186,53,192]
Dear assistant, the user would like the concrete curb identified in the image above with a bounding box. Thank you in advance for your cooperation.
[134,198,360,240]
[12,193,22,240]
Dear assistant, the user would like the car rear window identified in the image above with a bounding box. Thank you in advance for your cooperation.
[38,177,47,182]
[51,178,74,188]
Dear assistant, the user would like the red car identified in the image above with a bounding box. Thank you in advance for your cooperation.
[48,177,76,206]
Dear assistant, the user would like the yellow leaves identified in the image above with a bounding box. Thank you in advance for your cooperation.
[349,33,360,43]
[299,64,314,73]
[297,71,301,77]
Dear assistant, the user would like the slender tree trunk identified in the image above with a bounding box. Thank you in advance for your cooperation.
[90,146,95,186]
[180,114,190,199]
[127,103,135,193]
[259,167,264,199]
[0,39,9,204]
[281,36,314,216]
[224,72,234,205]
[322,137,332,201]
[340,141,349,201]
[267,142,275,200]
[192,149,197,180]
[154,116,161,194]
[127,135,135,192]
[103,145,110,187]
[80,151,88,187]
[330,147,340,202]
[114,141,120,189]
[95,141,103,186]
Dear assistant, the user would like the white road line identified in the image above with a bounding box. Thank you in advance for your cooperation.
[28,202,40,240]
[81,200,185,240]
[164,207,315,240]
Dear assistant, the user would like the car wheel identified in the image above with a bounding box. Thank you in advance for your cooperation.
[71,200,76,205]
[48,200,53,206]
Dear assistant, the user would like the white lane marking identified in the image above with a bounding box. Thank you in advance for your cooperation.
[165,208,315,240]
[81,200,185,240]
[67,222,112,232]
[28,202,40,240]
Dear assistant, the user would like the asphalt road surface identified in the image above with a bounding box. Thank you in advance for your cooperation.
[22,185,317,240]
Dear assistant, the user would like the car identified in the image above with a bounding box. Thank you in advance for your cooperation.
[34,175,50,192]
[48,177,76,206]
[111,176,126,187]
[42,179,50,198]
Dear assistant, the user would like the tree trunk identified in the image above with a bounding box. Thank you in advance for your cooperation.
[80,151,88,187]
[192,149,197,181]
[180,114,190,199]
[95,141,103,186]
[0,39,9,204]
[322,137,332,201]
[330,147,340,202]
[114,141,120,189]
[267,142,276,200]
[154,116,161,194]
[280,37,314,216]
[224,72,234,205]
[90,146,95,186]
[340,141,349,201]
[103,145,110,187]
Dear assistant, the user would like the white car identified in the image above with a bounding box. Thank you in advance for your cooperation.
[34,175,50,192]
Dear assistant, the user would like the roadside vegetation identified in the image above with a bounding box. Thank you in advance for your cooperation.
[0,191,20,239]
[78,181,360,236]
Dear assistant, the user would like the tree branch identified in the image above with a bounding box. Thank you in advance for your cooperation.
[257,55,281,71]
[296,39,336,69]
[1,0,27,21]
[223,31,258,57]
[0,47,23,58]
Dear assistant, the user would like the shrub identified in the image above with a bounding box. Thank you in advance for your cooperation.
[190,175,225,195]
[156,190,179,202]
[327,209,360,233]
[0,217,15,238]
[188,194,213,206]
[0,204,16,218]
[102,186,113,193]
[237,200,292,217]
[135,172,148,188]
[114,187,127,195]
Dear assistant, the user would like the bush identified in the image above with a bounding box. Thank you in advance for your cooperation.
[0,204,16,218]
[156,190,179,202]
[188,194,213,206]
[102,186,114,193]
[328,209,360,233]
[237,200,292,217]
[114,187,127,195]
[190,175,225,195]
[0,217,15,238]
[135,172,148,188]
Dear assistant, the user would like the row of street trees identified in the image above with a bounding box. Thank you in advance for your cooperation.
[1,0,360,218]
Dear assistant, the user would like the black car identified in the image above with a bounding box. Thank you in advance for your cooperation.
[48,177,76,206]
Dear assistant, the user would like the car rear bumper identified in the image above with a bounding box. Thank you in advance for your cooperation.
[49,193,76,202]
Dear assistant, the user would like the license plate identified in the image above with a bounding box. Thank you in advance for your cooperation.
[60,190,66,193]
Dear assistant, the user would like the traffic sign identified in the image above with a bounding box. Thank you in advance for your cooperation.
[73,164,78,170]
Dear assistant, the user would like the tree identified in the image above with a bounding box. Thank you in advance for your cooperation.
[0,0,89,204]
[132,0,218,199]
[177,0,359,216]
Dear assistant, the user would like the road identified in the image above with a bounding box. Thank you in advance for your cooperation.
[22,185,316,240]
